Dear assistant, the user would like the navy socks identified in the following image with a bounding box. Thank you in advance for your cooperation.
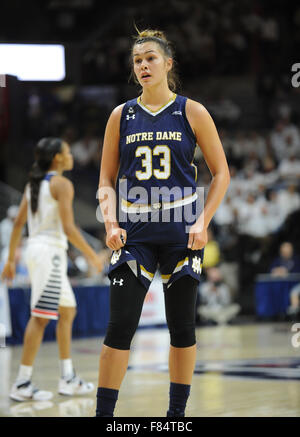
[167,382,191,417]
[96,387,119,417]
[96,383,190,417]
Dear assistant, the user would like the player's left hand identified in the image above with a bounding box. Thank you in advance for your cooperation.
[187,224,208,250]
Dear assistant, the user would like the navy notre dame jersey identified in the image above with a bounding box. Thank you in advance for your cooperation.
[117,94,200,246]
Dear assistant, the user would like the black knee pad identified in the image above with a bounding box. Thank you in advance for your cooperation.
[165,275,198,348]
[104,263,147,350]
[168,324,196,348]
[104,310,140,350]
[104,325,137,350]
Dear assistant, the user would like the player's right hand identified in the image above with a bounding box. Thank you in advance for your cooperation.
[1,260,16,284]
[106,227,127,251]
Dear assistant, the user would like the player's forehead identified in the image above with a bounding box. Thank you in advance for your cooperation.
[132,41,161,57]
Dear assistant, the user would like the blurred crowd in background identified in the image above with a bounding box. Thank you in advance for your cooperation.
[80,0,298,84]
[1,0,300,321]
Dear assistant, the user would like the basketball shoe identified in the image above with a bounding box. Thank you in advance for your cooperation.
[10,381,53,402]
[58,371,94,396]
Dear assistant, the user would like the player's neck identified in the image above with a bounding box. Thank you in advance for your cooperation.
[48,163,63,175]
[140,84,174,110]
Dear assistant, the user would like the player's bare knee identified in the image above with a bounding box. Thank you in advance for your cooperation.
[58,306,76,322]
[100,344,129,360]
[32,316,50,328]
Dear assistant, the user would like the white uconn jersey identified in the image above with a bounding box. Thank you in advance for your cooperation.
[26,172,67,249]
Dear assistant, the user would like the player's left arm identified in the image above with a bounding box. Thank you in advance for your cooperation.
[1,191,28,281]
[186,99,230,250]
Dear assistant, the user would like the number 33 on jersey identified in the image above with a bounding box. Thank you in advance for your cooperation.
[118,94,198,201]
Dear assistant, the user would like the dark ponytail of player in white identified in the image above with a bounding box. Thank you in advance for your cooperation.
[28,137,63,214]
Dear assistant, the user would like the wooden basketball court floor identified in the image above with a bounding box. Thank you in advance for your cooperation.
[1,322,300,417]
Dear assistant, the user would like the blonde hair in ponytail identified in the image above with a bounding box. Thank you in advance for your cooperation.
[130,27,180,92]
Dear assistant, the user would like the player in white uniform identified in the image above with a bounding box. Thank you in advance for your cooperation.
[1,137,103,402]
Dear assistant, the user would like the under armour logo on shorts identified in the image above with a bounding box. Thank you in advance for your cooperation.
[113,278,124,286]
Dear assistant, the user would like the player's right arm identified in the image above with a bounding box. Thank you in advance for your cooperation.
[98,104,127,251]
[50,175,103,272]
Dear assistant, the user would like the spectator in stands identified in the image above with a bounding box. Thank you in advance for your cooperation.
[242,150,261,175]
[270,119,300,161]
[255,184,268,207]
[71,128,100,168]
[286,283,300,318]
[226,165,242,199]
[236,192,274,288]
[278,154,300,183]
[277,184,300,217]
[198,267,240,325]
[213,195,235,228]
[265,189,286,233]
[270,120,288,161]
[256,155,279,188]
[247,130,268,160]
[235,192,270,238]
[281,116,300,158]
[238,167,262,199]
[270,242,300,277]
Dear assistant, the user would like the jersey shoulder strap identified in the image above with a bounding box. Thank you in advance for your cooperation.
[174,94,196,142]
[44,171,57,182]
[120,98,138,135]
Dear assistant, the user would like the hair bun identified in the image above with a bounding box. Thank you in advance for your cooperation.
[137,28,167,42]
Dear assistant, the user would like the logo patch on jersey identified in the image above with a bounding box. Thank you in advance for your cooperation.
[111,249,122,265]
[126,106,135,120]
[52,255,61,268]
[172,111,182,116]
[192,256,202,274]
[113,278,124,286]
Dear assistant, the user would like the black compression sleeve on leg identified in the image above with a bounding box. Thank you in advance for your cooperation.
[104,263,148,350]
[164,276,198,348]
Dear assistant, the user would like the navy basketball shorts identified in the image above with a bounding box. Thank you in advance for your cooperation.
[108,243,204,290]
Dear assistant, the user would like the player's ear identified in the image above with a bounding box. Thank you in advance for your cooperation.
[53,151,63,164]
[166,57,173,73]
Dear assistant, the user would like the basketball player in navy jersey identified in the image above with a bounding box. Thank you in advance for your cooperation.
[96,29,230,417]
[1,138,103,401]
